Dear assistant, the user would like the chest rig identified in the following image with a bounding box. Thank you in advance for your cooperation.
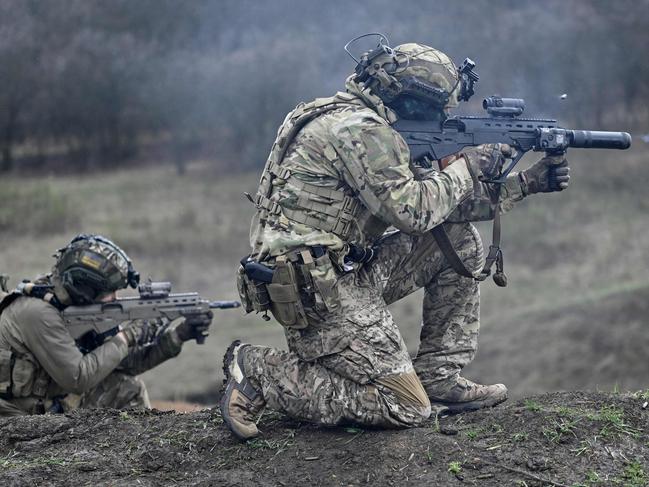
[0,284,63,404]
[253,93,387,248]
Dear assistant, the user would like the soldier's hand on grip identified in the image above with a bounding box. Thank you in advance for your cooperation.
[462,143,513,181]
[520,155,570,195]
[119,319,158,347]
[176,310,214,343]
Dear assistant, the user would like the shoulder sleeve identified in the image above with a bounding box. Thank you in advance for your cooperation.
[118,320,182,375]
[18,299,128,394]
[331,111,474,234]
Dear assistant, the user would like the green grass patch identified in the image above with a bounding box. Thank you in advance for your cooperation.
[465,429,481,440]
[542,417,580,444]
[524,399,542,412]
[447,461,462,475]
[618,461,646,487]
[247,430,296,451]
[633,389,649,401]
[593,406,639,438]
[512,431,528,443]
[549,404,640,439]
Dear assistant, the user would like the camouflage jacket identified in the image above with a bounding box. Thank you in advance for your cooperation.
[249,76,525,262]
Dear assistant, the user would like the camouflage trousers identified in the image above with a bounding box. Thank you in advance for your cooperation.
[240,222,483,428]
[81,371,151,410]
[0,372,150,416]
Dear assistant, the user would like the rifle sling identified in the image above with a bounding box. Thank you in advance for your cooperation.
[431,187,507,287]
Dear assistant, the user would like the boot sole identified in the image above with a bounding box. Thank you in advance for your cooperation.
[220,340,253,442]
[219,379,253,442]
[221,340,241,388]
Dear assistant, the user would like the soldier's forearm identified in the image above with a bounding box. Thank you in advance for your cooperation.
[53,336,129,394]
[118,329,183,375]
[445,173,525,223]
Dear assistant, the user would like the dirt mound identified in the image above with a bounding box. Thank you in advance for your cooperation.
[1,391,647,486]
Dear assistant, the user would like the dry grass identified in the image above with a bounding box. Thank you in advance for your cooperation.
[1,144,647,402]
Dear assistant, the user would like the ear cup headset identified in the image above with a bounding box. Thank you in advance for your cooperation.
[344,33,479,117]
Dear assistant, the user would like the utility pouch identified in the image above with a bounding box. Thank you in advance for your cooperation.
[236,265,255,313]
[0,349,13,399]
[267,257,309,329]
[11,355,37,398]
[237,265,271,314]
[308,254,340,312]
[32,368,50,398]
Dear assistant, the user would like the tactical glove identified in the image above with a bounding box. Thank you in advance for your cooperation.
[520,155,570,195]
[462,143,513,181]
[175,311,214,343]
[119,319,159,347]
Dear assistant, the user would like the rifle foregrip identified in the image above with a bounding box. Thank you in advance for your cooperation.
[569,130,632,150]
[548,166,559,191]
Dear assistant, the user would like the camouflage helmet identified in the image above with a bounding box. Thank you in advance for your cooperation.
[351,40,461,119]
[52,234,140,305]
[391,43,460,109]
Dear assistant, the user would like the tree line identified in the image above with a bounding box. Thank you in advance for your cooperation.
[1,0,647,173]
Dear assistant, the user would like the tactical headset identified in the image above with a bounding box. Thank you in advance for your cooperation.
[344,33,479,113]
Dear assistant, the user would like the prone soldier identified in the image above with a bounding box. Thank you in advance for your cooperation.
[0,234,213,415]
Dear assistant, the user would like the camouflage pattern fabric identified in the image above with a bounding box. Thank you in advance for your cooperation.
[241,50,528,427]
[240,222,483,425]
[72,236,130,277]
[367,42,462,109]
[81,371,151,409]
[249,77,523,263]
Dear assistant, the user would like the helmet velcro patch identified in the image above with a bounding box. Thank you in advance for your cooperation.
[80,251,103,271]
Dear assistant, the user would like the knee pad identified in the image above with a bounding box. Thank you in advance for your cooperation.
[376,370,431,421]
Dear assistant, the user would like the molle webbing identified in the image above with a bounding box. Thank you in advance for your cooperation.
[255,177,361,240]
[255,95,365,241]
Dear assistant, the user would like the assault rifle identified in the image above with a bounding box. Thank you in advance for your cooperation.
[62,280,240,353]
[393,96,632,181]
[393,96,631,287]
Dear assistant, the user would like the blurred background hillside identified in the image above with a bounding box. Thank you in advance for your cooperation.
[1,0,648,404]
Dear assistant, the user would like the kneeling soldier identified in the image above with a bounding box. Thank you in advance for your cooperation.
[222,42,570,440]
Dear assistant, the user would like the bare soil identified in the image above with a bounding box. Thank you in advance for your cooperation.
[1,391,647,486]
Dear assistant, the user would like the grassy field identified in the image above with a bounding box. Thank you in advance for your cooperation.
[1,144,648,402]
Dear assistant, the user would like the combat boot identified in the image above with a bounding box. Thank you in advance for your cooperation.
[427,377,507,414]
[220,340,265,441]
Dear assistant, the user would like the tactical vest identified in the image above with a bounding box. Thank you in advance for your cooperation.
[0,286,58,403]
[253,92,389,250]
